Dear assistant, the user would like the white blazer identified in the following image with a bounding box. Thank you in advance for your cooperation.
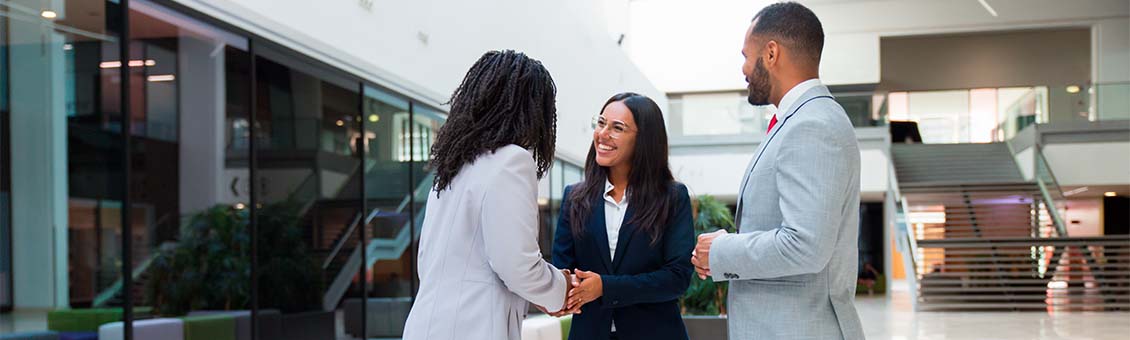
[403,145,568,340]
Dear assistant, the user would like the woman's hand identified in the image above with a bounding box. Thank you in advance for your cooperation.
[566,270,603,312]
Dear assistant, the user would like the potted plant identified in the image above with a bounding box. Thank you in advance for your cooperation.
[145,201,331,339]
[680,195,735,340]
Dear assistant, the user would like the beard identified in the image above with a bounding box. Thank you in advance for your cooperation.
[746,56,772,106]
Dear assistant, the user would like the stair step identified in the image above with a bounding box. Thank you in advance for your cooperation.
[920,278,1130,285]
[920,294,1130,301]
[921,286,1130,293]
[918,302,1130,310]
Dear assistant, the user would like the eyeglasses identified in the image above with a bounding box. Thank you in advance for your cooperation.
[591,115,635,139]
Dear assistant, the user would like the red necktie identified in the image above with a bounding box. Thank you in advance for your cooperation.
[766,115,778,134]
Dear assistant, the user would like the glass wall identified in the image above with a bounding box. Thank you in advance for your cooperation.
[667,89,886,142]
[0,1,588,338]
[0,7,8,309]
[886,86,1050,143]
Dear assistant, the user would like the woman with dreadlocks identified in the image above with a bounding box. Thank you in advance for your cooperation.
[403,50,574,340]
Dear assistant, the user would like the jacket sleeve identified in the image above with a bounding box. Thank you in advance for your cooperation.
[480,147,568,311]
[552,185,578,271]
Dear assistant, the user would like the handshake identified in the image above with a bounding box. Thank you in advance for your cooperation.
[537,269,603,317]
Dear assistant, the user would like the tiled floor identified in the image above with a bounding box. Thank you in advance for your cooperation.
[4,285,1129,339]
[855,283,1130,340]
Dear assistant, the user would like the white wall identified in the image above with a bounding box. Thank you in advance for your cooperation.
[174,0,665,162]
[1043,142,1130,186]
[628,0,1129,92]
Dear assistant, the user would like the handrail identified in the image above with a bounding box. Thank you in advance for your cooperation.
[321,210,372,269]
[1032,145,1068,237]
[91,211,177,307]
[92,241,174,307]
[887,151,919,310]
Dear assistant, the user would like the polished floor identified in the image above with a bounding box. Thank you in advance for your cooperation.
[854,283,1130,340]
[4,284,1129,339]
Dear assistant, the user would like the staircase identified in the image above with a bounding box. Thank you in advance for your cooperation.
[892,143,1130,311]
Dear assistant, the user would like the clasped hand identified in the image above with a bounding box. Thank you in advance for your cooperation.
[537,269,602,317]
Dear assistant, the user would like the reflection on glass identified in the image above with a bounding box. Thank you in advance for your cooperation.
[0,8,10,310]
[254,50,352,339]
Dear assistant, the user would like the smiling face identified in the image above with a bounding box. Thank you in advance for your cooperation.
[593,100,637,169]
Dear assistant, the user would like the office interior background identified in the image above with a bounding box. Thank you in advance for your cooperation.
[0,0,1127,339]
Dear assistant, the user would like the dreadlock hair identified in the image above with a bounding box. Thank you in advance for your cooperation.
[429,50,558,195]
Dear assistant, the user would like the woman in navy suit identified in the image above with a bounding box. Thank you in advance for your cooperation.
[552,92,694,340]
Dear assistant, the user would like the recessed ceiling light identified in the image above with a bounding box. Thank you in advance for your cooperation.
[41,10,58,19]
[1066,85,1081,94]
[368,114,379,123]
[62,44,73,51]
[1063,187,1089,196]
[335,120,345,127]
[1105,192,1118,197]
[147,74,176,82]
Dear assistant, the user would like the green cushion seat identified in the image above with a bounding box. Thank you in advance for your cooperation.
[47,307,153,332]
[559,315,573,340]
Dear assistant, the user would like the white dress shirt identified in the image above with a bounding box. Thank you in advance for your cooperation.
[772,78,823,123]
[602,179,628,332]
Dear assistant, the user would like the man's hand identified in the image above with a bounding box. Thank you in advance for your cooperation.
[544,269,580,317]
[692,229,728,279]
[565,270,602,313]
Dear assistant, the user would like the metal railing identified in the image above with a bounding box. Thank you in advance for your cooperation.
[886,156,919,310]
[321,171,435,311]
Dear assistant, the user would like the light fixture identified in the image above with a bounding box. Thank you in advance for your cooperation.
[234,202,246,210]
[62,44,73,51]
[1047,281,1068,289]
[368,114,379,123]
[335,119,345,127]
[1063,186,1089,196]
[908,212,946,224]
[98,60,157,69]
[147,74,176,82]
[41,10,58,19]
[1066,85,1081,94]
[1105,192,1118,197]
[977,0,998,17]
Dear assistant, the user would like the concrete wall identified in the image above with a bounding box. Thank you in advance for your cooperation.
[1043,142,1130,186]
[628,0,1129,92]
[879,29,1091,91]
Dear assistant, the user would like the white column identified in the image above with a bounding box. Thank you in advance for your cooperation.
[10,10,70,308]
[178,36,227,215]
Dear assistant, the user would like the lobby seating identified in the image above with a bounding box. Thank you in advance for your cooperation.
[97,318,184,340]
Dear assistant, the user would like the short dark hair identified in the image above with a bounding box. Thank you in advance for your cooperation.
[751,2,825,65]
[429,50,557,194]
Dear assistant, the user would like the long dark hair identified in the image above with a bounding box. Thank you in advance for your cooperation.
[567,93,674,245]
[429,50,557,194]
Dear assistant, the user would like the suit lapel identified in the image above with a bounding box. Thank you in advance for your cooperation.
[588,199,614,272]
[734,86,834,229]
[611,203,638,273]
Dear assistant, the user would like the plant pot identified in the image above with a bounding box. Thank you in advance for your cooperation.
[682,315,727,340]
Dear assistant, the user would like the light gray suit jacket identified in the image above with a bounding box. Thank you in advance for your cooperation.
[404,145,568,340]
[709,85,865,339]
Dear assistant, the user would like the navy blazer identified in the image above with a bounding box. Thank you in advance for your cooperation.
[552,182,695,340]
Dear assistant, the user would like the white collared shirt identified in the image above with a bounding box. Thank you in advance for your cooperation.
[602,179,628,332]
[603,180,629,262]
[775,78,822,119]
